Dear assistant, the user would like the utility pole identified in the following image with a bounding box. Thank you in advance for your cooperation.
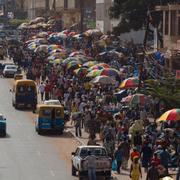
[80,0,84,33]
[45,0,50,20]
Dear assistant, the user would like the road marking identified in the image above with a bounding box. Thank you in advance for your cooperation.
[18,122,23,126]
[50,170,55,177]
[37,151,41,156]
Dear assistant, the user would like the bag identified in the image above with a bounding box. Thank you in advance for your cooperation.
[112,159,117,171]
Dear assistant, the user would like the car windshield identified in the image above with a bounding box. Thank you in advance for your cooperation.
[6,66,16,69]
[80,148,107,157]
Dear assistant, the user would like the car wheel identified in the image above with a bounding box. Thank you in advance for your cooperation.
[37,129,42,135]
[71,165,76,176]
[14,103,18,109]
[105,176,111,180]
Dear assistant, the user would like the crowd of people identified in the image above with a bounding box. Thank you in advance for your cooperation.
[7,17,180,180]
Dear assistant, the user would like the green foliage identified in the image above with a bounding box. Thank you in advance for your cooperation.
[9,19,29,27]
[109,0,179,34]
[144,79,180,109]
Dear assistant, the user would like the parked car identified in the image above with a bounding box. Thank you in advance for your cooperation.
[0,114,6,137]
[71,146,112,180]
[3,64,17,77]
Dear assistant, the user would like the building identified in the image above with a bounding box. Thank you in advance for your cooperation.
[155,4,180,50]
[96,0,112,33]
[155,4,180,72]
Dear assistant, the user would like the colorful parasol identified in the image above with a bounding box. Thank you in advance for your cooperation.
[34,45,48,53]
[69,51,84,57]
[88,65,104,72]
[90,75,115,85]
[121,95,132,103]
[157,109,180,122]
[95,63,110,68]
[62,57,79,66]
[83,61,98,67]
[48,44,61,52]
[100,68,119,77]
[129,94,145,107]
[86,69,102,78]
[50,59,63,65]
[119,77,139,89]
[74,67,88,77]
[67,61,82,70]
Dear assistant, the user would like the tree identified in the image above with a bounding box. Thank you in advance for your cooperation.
[144,79,180,109]
[109,0,179,35]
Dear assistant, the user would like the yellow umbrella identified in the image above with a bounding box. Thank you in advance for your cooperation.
[160,177,174,180]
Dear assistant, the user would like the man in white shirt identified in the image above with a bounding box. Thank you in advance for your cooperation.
[84,151,97,180]
[38,82,45,101]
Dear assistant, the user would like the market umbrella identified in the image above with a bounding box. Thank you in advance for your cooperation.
[121,95,132,103]
[67,61,82,70]
[69,51,84,57]
[48,44,61,52]
[34,45,48,53]
[96,63,110,68]
[157,109,180,122]
[62,57,79,66]
[37,32,48,38]
[159,177,174,180]
[100,68,120,77]
[49,49,63,55]
[28,42,37,50]
[51,52,67,59]
[86,69,102,78]
[91,75,115,85]
[88,65,104,72]
[129,94,145,107]
[84,29,103,36]
[83,61,98,67]
[50,59,63,65]
[74,67,88,77]
[119,77,139,89]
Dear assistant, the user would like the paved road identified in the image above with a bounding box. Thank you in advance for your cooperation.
[0,78,75,180]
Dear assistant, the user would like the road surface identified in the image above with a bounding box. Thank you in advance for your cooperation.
[0,77,76,180]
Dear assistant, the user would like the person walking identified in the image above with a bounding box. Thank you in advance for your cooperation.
[38,82,45,101]
[74,113,82,137]
[130,156,142,180]
[141,143,153,172]
[114,145,123,174]
[146,161,159,180]
[159,147,170,174]
[121,139,131,170]
[84,151,97,180]
[176,156,180,180]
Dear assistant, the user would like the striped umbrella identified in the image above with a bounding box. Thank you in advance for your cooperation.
[83,61,98,67]
[130,94,145,107]
[67,61,82,70]
[100,68,120,77]
[120,77,139,89]
[74,67,88,77]
[157,109,180,122]
[86,69,102,78]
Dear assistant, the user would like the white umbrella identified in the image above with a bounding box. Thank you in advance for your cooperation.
[90,75,115,85]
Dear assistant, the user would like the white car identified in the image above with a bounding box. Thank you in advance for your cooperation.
[3,65,17,77]
[71,146,112,180]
